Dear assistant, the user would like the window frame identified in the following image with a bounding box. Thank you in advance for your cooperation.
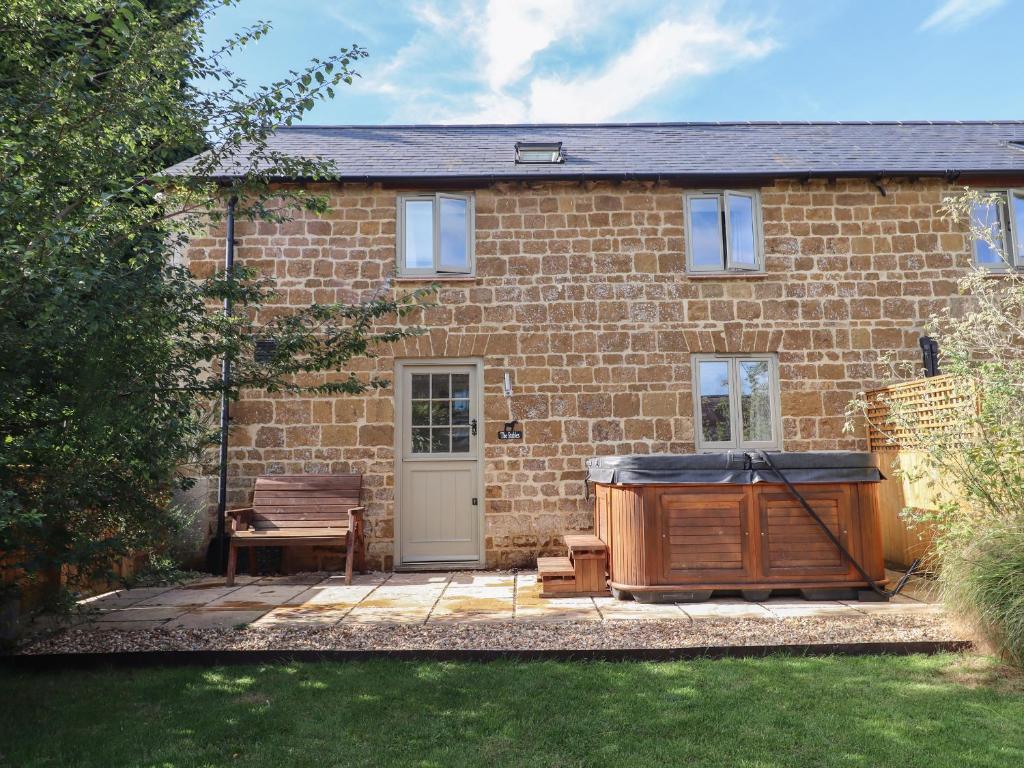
[971,189,1024,271]
[691,353,782,453]
[684,189,765,274]
[396,192,475,277]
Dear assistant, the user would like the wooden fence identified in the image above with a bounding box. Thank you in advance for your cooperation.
[864,374,976,568]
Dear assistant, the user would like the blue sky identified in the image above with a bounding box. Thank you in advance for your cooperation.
[204,0,1023,124]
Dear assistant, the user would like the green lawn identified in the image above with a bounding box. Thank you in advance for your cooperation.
[1,654,1022,768]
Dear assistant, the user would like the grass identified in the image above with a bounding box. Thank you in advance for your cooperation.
[1,654,1022,767]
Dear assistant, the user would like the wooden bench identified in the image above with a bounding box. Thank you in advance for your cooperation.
[226,474,365,586]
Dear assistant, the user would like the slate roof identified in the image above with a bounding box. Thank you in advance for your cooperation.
[166,121,1024,181]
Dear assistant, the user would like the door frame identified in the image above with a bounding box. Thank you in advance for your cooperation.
[393,358,486,569]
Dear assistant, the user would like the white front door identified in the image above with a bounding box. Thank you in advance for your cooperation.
[397,362,483,565]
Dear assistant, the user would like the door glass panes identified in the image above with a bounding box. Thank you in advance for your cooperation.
[409,372,472,454]
[689,197,723,269]
[971,200,1005,266]
[740,360,773,442]
[439,196,469,271]
[727,193,757,267]
[404,199,434,270]
[698,360,732,443]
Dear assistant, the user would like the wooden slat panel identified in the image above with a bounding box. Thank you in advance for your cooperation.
[254,493,361,504]
[659,489,747,576]
[255,475,362,490]
[236,527,349,537]
[253,504,356,515]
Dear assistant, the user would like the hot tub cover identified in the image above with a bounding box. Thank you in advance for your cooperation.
[586,451,883,487]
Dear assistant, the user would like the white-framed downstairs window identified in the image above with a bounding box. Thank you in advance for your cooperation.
[397,192,474,276]
[692,354,782,452]
[684,190,764,273]
[971,190,1024,270]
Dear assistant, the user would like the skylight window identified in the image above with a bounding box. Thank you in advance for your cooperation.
[515,141,563,164]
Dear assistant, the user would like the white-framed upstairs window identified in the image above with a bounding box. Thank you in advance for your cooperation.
[684,190,764,273]
[692,354,782,452]
[397,192,475,276]
[971,190,1024,270]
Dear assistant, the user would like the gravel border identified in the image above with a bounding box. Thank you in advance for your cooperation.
[17,613,964,655]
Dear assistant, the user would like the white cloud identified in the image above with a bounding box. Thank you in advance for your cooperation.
[478,0,584,91]
[920,0,1006,31]
[526,14,775,122]
[361,2,778,124]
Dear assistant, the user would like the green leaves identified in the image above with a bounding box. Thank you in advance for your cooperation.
[0,1,415,594]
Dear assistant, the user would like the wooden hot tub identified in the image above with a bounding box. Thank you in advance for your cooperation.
[586,452,887,602]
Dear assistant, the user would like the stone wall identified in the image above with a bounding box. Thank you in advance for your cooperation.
[183,177,973,569]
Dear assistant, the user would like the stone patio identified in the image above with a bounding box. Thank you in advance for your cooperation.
[69,569,942,631]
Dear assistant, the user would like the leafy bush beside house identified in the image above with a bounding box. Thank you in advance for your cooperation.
[0,0,428,607]
[848,188,1024,667]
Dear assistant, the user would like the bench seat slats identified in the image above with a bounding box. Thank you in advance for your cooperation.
[235,528,350,538]
[255,476,362,491]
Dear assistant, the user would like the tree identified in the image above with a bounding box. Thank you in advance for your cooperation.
[0,0,429,598]
[847,188,1024,667]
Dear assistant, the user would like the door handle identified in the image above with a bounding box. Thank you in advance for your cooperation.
[470,419,478,436]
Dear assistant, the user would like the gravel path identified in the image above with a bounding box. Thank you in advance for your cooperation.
[19,613,964,655]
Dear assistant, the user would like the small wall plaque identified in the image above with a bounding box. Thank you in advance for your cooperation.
[498,419,523,440]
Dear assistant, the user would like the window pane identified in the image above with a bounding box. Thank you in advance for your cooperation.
[1013,193,1024,259]
[451,399,470,425]
[739,360,773,442]
[971,200,1005,266]
[439,197,469,271]
[411,373,430,399]
[403,199,434,270]
[411,428,431,453]
[727,193,757,267]
[430,400,450,426]
[411,400,430,426]
[451,428,470,453]
[450,374,470,399]
[699,360,732,443]
[689,197,724,269]
[431,373,449,398]
[430,428,450,453]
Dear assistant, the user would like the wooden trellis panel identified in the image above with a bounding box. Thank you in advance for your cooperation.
[865,374,976,452]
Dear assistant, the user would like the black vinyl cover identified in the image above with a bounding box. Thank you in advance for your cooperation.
[586,451,883,487]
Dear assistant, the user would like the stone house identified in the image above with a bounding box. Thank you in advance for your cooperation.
[176,122,1024,570]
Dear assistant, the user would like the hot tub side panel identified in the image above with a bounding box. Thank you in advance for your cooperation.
[598,484,653,588]
[652,485,755,586]
[597,481,886,593]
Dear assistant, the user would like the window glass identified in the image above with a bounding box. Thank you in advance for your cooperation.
[403,199,434,270]
[698,360,732,443]
[971,200,1006,267]
[409,372,472,455]
[689,197,724,269]
[694,355,780,451]
[727,193,758,267]
[739,360,773,442]
[1013,192,1024,258]
[439,196,469,271]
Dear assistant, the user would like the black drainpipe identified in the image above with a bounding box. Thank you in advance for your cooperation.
[213,195,238,574]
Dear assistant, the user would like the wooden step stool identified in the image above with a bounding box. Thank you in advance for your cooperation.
[538,534,609,597]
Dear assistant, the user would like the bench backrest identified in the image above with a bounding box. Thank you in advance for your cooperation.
[251,474,362,530]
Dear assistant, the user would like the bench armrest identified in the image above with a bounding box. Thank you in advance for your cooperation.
[226,507,254,533]
[348,506,365,533]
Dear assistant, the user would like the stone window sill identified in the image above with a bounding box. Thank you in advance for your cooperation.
[685,272,770,279]
[393,275,477,282]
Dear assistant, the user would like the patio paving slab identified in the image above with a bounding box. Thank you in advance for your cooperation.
[205,584,310,608]
[94,606,187,623]
[678,599,774,619]
[165,609,270,629]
